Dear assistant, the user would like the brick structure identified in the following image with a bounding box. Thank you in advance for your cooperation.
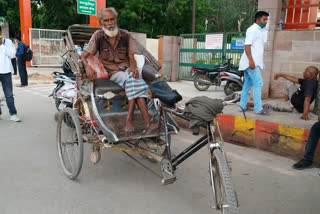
[259,0,320,98]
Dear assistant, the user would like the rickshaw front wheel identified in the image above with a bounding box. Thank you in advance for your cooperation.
[57,108,84,180]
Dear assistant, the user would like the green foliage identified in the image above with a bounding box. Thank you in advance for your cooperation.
[0,0,258,38]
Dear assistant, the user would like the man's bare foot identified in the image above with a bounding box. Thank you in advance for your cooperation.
[284,95,289,102]
[125,120,135,132]
[146,122,159,134]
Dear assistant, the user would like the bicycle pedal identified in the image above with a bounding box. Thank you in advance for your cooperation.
[161,176,176,185]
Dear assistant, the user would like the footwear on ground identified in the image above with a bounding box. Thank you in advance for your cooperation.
[292,159,313,170]
[10,114,21,122]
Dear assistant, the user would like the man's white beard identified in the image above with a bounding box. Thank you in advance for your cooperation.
[102,26,119,37]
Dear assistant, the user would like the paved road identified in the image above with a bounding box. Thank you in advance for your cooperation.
[0,84,319,214]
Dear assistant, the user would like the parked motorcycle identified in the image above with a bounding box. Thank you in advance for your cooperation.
[192,59,243,96]
[192,64,224,91]
[49,61,76,111]
[220,63,244,96]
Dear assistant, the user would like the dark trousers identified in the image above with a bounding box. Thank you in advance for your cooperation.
[11,58,17,75]
[304,121,320,161]
[0,73,17,115]
[17,57,28,85]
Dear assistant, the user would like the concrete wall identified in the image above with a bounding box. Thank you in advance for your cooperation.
[131,32,147,48]
[258,0,282,98]
[158,36,179,81]
[270,30,320,98]
[146,38,159,60]
[258,0,320,98]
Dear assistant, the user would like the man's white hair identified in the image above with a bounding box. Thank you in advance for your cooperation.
[98,7,118,25]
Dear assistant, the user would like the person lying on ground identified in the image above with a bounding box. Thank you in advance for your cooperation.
[81,7,158,133]
[293,114,320,170]
[273,66,319,120]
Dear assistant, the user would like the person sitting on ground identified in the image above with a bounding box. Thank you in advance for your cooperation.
[80,7,157,133]
[293,114,320,170]
[274,66,319,120]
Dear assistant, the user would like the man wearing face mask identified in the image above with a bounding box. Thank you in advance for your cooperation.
[81,7,157,133]
[238,11,271,115]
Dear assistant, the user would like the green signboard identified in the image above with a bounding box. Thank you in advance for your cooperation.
[77,0,96,16]
[0,17,5,26]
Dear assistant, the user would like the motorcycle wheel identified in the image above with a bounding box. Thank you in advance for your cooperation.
[224,82,242,96]
[55,98,61,111]
[194,74,210,91]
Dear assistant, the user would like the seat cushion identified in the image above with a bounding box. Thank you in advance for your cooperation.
[94,78,124,95]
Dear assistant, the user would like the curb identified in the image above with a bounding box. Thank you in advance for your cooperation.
[174,114,320,165]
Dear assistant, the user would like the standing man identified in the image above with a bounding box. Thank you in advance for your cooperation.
[81,7,157,133]
[14,35,28,87]
[0,27,21,122]
[238,11,271,114]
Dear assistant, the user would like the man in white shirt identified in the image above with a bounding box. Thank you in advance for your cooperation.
[238,11,271,114]
[0,27,21,122]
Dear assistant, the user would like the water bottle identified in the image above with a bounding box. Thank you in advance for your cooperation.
[278,18,283,30]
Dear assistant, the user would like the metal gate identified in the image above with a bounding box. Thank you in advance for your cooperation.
[29,28,66,66]
[179,32,245,80]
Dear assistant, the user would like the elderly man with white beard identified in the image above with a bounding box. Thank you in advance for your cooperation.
[81,7,157,133]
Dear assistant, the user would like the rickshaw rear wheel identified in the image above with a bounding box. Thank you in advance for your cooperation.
[210,149,238,214]
[57,108,84,180]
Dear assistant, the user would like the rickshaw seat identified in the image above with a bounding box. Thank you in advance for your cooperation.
[94,78,124,95]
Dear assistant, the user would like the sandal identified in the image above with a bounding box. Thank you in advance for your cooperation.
[256,107,272,115]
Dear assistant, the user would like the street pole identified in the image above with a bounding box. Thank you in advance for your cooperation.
[192,0,196,64]
[192,0,196,34]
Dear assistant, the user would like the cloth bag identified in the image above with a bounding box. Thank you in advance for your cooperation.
[149,81,182,107]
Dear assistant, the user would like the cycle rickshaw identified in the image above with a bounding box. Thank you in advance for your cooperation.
[56,25,239,214]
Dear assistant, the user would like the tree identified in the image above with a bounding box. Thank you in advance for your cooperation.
[1,0,259,38]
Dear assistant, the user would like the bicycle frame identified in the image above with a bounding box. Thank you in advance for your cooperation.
[163,106,223,209]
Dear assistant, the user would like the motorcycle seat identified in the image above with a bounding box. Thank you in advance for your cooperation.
[193,67,223,73]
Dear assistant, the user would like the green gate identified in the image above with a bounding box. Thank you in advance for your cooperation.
[179,32,245,80]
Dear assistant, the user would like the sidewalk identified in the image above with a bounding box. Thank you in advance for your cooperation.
[168,80,320,165]
[12,66,60,86]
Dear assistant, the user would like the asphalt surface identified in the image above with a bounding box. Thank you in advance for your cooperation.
[0,84,319,214]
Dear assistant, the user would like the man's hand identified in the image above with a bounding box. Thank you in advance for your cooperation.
[249,60,255,69]
[301,114,310,120]
[130,67,139,79]
[274,73,282,80]
[85,65,96,81]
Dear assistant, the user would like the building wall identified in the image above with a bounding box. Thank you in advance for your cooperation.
[146,38,159,60]
[270,30,320,98]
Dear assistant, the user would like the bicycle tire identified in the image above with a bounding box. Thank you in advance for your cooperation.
[57,108,83,180]
[210,149,239,214]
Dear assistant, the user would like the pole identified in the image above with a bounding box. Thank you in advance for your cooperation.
[192,0,196,34]
[90,0,107,27]
[19,0,32,46]
[192,0,197,64]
